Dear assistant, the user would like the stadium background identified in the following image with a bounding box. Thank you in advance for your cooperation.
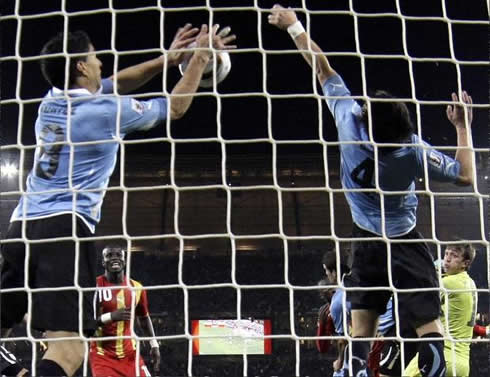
[0,0,488,376]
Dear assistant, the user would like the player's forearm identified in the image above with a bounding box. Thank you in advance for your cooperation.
[111,56,168,95]
[140,317,156,337]
[140,316,159,347]
[292,31,336,85]
[96,312,113,326]
[169,53,209,120]
[336,338,347,364]
[454,128,474,186]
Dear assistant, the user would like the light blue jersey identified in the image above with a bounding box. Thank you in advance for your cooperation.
[330,289,352,336]
[331,292,394,377]
[331,289,393,336]
[377,297,395,335]
[322,74,460,237]
[330,289,351,377]
[11,79,167,232]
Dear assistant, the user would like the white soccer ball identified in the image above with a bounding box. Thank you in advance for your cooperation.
[178,43,232,88]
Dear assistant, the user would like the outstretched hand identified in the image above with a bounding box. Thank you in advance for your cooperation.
[168,24,200,66]
[268,4,298,30]
[195,24,237,54]
[446,90,473,130]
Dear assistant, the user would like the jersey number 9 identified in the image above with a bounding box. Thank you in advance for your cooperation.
[35,124,65,179]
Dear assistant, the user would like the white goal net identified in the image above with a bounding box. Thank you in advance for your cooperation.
[1,0,489,376]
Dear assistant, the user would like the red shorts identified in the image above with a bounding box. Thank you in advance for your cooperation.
[90,351,151,377]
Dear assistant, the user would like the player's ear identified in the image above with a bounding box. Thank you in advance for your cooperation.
[76,60,87,76]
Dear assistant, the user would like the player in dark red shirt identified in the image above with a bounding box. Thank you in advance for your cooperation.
[89,246,160,377]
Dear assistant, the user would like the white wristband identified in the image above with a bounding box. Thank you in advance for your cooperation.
[287,21,305,39]
[150,339,159,348]
[100,313,112,324]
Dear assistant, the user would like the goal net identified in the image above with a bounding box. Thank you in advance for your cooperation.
[0,0,488,376]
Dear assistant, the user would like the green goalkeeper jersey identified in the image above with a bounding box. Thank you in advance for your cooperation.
[441,271,477,360]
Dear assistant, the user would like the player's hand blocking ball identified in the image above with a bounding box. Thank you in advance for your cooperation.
[179,25,235,87]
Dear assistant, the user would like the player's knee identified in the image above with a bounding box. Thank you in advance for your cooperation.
[417,333,445,377]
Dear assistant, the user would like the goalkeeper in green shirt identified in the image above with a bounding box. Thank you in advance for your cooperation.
[404,243,485,377]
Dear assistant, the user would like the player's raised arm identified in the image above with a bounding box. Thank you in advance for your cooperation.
[446,91,474,186]
[110,24,199,95]
[268,4,336,84]
[169,24,237,120]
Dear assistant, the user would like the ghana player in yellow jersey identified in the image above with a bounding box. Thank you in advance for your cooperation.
[404,243,478,377]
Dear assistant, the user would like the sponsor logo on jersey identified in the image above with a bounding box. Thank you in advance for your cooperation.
[131,99,145,115]
[429,151,442,167]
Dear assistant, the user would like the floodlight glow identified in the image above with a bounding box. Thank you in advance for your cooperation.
[1,163,18,177]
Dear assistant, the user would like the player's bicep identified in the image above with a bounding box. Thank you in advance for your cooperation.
[322,75,361,141]
[136,289,150,317]
[322,75,352,115]
[118,97,168,135]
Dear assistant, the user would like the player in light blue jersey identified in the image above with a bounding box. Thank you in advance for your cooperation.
[322,249,398,377]
[1,25,237,377]
[269,5,475,377]
[321,250,352,376]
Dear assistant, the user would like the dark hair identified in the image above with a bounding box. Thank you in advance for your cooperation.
[322,249,351,276]
[447,242,476,270]
[40,31,92,89]
[361,90,414,144]
[102,243,126,254]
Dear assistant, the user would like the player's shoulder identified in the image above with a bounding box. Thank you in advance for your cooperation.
[72,95,118,123]
[96,275,108,285]
[330,290,344,314]
[443,272,468,289]
[130,278,144,288]
[459,271,476,287]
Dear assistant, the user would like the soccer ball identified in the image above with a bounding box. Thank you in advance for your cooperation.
[178,43,232,88]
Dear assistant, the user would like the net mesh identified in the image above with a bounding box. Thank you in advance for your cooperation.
[0,0,489,376]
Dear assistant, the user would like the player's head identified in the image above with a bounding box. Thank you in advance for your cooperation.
[361,90,414,144]
[102,245,126,274]
[322,249,350,284]
[40,31,102,90]
[443,243,475,274]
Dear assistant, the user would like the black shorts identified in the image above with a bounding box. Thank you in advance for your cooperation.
[0,214,97,334]
[344,224,440,329]
[378,326,419,376]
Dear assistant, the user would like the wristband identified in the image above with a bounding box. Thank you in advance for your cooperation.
[100,313,112,324]
[150,339,159,348]
[287,21,305,39]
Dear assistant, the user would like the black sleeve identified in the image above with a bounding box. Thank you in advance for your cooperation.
[0,346,24,376]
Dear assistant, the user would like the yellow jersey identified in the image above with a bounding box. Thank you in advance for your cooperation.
[404,271,477,377]
[441,271,477,361]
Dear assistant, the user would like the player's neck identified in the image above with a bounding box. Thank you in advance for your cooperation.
[448,269,465,276]
[72,78,98,94]
[105,271,124,284]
